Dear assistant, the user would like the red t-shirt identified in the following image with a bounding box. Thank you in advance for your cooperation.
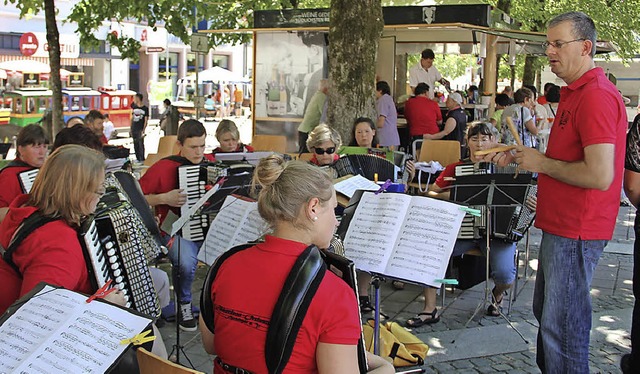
[536,67,627,240]
[0,195,93,314]
[434,160,463,189]
[0,160,33,208]
[139,154,215,226]
[404,96,443,137]
[211,236,361,373]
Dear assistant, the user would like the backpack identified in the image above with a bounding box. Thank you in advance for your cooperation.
[362,320,429,367]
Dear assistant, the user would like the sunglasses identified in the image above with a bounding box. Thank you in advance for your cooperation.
[313,147,336,155]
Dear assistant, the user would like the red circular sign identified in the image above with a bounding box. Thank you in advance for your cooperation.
[19,32,39,56]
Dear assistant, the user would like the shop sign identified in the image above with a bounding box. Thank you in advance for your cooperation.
[23,72,40,86]
[19,32,39,56]
[24,32,80,59]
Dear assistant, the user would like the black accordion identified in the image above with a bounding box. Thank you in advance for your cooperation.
[18,169,38,194]
[453,162,537,242]
[331,154,398,182]
[79,211,160,318]
[178,162,255,241]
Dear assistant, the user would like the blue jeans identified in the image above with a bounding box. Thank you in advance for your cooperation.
[167,235,202,304]
[453,239,517,285]
[533,232,606,373]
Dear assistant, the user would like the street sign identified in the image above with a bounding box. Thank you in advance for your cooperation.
[190,33,209,53]
[19,32,38,57]
[146,46,165,54]
[193,96,205,108]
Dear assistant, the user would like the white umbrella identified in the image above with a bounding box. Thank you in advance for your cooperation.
[197,66,249,84]
[0,60,50,74]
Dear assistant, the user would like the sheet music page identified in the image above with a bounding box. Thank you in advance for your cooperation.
[198,195,268,265]
[384,196,466,287]
[1,286,151,374]
[343,192,411,274]
[334,174,380,199]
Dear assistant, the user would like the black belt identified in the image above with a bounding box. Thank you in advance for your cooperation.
[215,357,254,374]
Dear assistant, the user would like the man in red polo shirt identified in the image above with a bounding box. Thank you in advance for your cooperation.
[140,119,214,332]
[404,82,442,142]
[487,12,626,373]
[0,124,48,223]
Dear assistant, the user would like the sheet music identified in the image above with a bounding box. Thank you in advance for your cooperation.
[334,174,380,199]
[343,192,410,273]
[171,182,222,236]
[385,197,466,287]
[198,195,270,265]
[0,285,151,374]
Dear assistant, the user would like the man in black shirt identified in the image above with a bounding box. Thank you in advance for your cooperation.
[131,93,149,162]
[622,113,640,374]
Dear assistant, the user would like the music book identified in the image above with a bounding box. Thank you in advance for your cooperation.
[0,283,152,374]
[342,191,466,287]
[197,194,270,265]
[333,174,380,199]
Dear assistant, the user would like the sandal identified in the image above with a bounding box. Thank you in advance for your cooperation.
[392,280,405,290]
[487,290,504,317]
[406,308,440,327]
[359,297,374,313]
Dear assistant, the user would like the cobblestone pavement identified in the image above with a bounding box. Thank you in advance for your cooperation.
[147,125,636,372]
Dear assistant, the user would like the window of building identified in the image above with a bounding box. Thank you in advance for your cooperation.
[212,54,230,69]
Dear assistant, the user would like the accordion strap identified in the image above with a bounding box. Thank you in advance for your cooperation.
[0,211,60,277]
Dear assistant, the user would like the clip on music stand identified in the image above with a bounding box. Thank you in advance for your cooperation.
[450,173,530,344]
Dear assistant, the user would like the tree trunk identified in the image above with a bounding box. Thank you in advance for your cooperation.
[327,0,383,142]
[44,0,63,140]
[510,64,516,89]
[522,55,537,86]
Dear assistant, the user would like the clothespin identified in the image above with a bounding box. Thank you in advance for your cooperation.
[375,179,392,195]
[120,330,156,346]
[86,279,117,303]
[434,278,459,285]
[205,176,227,191]
[459,206,482,217]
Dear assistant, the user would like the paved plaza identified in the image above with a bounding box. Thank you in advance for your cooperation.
[127,117,636,373]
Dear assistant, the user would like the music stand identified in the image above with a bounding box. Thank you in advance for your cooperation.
[213,152,275,166]
[200,171,254,215]
[450,174,530,344]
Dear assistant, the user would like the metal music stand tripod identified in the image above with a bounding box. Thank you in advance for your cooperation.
[451,174,529,344]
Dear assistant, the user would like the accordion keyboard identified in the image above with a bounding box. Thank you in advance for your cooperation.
[18,169,39,193]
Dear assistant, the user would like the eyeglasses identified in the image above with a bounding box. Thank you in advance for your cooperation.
[468,136,492,144]
[313,147,336,155]
[94,188,106,197]
[542,39,586,50]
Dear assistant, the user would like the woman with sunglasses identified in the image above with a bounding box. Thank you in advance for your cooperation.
[306,124,342,166]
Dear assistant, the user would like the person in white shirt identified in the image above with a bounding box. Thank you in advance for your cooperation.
[408,48,450,98]
[102,113,115,140]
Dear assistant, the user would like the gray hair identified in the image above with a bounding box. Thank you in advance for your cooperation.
[548,12,597,57]
[306,124,342,151]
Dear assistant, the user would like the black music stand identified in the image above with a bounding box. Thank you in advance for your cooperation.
[200,172,253,215]
[450,174,530,344]
[167,236,195,368]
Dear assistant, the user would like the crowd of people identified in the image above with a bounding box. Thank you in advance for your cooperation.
[0,10,637,374]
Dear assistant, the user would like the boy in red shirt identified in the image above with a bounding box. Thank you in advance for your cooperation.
[140,119,214,331]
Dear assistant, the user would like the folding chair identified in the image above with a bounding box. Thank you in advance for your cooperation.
[136,347,204,374]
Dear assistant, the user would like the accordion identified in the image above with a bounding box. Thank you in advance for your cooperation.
[178,163,231,241]
[331,154,398,182]
[453,162,536,242]
[103,170,166,252]
[79,211,160,318]
[18,169,38,194]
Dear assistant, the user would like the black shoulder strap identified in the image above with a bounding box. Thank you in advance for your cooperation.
[0,160,31,177]
[200,243,256,334]
[0,211,60,276]
[200,243,326,374]
[265,245,325,374]
[164,155,193,165]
